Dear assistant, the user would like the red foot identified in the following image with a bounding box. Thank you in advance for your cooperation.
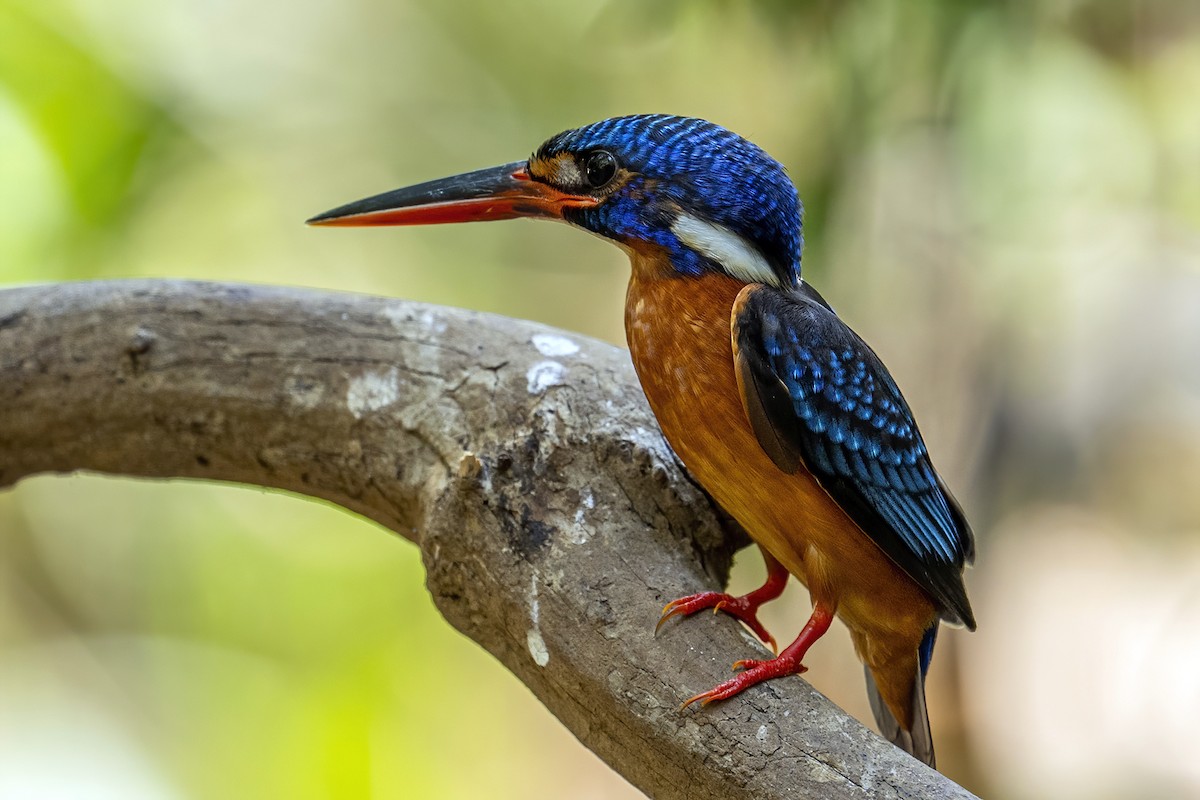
[682,603,835,709]
[657,591,777,651]
[655,548,789,652]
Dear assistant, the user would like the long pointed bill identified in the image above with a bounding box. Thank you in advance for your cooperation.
[306,162,597,227]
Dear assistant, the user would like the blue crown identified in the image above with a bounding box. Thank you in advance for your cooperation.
[536,115,803,287]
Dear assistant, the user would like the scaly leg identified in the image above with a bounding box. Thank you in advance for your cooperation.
[656,546,789,651]
[682,601,835,708]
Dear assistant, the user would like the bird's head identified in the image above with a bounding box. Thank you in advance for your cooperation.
[309,114,802,289]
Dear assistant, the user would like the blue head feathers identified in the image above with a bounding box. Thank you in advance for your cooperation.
[529,115,803,289]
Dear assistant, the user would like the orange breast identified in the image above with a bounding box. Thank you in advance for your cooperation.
[623,258,937,650]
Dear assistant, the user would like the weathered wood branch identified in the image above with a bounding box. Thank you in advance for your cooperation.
[0,280,975,799]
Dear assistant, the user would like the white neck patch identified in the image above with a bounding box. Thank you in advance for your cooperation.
[670,212,779,287]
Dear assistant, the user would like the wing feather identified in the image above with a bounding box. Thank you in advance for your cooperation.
[732,283,975,628]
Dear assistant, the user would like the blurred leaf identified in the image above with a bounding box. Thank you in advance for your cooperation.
[0,2,174,230]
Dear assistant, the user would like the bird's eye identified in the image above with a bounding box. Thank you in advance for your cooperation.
[584,150,617,189]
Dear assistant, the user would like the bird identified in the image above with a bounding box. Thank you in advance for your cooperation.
[308,114,975,767]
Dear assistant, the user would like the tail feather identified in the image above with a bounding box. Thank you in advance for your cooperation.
[865,666,935,767]
[864,624,939,768]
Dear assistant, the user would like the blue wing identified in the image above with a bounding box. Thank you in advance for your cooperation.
[732,282,975,628]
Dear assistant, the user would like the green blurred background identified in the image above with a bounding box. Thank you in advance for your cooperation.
[3,0,1200,797]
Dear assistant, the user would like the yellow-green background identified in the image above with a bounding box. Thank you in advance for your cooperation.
[3,1,1199,798]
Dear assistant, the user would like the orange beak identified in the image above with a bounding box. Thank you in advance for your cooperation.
[306,162,598,227]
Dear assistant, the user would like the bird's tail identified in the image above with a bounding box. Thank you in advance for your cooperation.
[864,624,938,768]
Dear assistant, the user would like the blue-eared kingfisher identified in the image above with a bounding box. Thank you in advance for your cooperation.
[308,114,976,767]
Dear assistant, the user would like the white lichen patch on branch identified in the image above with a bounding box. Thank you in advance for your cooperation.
[570,489,595,544]
[381,305,448,337]
[526,361,566,394]
[419,309,448,335]
[381,305,409,331]
[570,515,589,544]
[531,332,580,358]
[526,570,550,667]
[346,367,400,418]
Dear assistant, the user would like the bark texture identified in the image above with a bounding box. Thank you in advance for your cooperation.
[0,280,976,799]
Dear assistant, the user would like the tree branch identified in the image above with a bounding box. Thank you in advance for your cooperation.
[0,280,975,799]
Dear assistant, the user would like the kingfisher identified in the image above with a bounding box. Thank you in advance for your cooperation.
[308,114,975,767]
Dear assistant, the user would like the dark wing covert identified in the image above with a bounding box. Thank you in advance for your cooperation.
[732,282,975,628]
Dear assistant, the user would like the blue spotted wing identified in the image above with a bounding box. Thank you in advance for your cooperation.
[732,283,975,628]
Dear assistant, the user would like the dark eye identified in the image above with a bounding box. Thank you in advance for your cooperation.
[584,150,617,188]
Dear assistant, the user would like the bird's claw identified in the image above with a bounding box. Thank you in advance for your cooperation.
[680,656,808,710]
[655,591,777,652]
[732,657,806,674]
